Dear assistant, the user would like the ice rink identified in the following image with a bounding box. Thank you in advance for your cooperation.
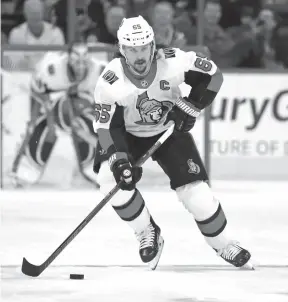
[1,181,288,302]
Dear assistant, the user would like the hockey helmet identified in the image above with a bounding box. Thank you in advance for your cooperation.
[117,16,154,47]
[117,16,156,76]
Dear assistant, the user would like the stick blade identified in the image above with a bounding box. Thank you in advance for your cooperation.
[21,257,42,277]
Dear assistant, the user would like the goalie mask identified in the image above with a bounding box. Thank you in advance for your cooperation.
[117,16,156,77]
[68,44,89,81]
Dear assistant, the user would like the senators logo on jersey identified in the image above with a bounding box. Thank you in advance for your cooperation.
[135,91,173,125]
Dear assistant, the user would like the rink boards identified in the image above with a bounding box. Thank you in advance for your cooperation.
[2,70,288,186]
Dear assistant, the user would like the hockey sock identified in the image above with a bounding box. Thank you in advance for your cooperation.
[195,203,230,250]
[112,189,151,234]
[176,181,230,250]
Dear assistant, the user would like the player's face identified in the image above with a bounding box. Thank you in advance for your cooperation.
[123,44,152,74]
[69,48,89,80]
[75,61,87,79]
[152,3,174,27]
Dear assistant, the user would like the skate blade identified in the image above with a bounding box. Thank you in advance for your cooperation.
[241,260,255,270]
[148,236,164,271]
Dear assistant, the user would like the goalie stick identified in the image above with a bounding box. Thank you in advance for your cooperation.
[21,123,175,277]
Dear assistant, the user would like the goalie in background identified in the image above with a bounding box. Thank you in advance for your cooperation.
[10,44,105,188]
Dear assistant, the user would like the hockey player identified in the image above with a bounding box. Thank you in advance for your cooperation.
[93,16,253,270]
[11,44,104,187]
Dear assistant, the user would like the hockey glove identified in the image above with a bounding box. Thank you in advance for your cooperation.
[164,97,197,132]
[108,152,142,191]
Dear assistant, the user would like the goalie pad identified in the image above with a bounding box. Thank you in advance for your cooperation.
[53,93,97,172]
[11,115,57,185]
[73,113,97,177]
[53,92,94,131]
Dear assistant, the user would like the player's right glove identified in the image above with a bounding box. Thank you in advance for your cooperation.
[108,152,142,191]
[164,103,196,133]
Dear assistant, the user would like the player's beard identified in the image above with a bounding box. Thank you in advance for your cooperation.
[133,59,148,74]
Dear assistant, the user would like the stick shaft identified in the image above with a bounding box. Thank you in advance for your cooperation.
[21,123,174,277]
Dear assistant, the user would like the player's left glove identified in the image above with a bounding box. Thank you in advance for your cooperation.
[164,97,197,132]
[108,152,142,191]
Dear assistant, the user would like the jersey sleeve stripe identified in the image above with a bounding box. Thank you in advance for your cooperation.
[97,128,116,153]
[95,104,126,156]
[207,68,223,93]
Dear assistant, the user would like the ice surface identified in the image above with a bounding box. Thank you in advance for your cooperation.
[1,181,288,302]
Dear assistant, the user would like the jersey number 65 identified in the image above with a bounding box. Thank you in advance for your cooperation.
[94,103,111,123]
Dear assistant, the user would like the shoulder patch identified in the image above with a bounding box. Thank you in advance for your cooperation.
[102,70,119,85]
[48,64,55,75]
[163,48,176,59]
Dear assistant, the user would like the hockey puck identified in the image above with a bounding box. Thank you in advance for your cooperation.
[69,274,84,280]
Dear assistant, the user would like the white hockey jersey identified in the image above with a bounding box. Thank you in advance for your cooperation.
[93,47,222,152]
[30,51,106,103]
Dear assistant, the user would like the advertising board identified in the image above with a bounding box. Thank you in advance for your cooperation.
[2,69,287,188]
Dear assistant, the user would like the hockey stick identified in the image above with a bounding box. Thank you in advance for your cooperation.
[21,123,175,277]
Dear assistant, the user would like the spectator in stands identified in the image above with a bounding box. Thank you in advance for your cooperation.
[150,1,186,48]
[219,0,262,29]
[199,1,260,68]
[256,9,283,69]
[99,0,113,14]
[117,0,129,8]
[95,5,126,44]
[173,1,197,46]
[227,5,267,67]
[8,0,65,70]
[54,0,106,42]
[42,0,59,25]
[271,10,288,68]
[73,0,98,43]
[199,1,236,66]
[13,0,61,26]
[102,0,129,12]
[126,0,156,21]
[219,0,242,29]
[258,9,277,56]
[9,0,65,45]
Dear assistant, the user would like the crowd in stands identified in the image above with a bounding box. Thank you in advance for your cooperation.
[2,0,288,69]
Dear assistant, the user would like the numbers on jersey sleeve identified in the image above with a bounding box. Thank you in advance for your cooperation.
[194,53,212,72]
[94,103,112,123]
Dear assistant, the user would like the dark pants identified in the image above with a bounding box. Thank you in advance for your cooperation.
[94,131,208,190]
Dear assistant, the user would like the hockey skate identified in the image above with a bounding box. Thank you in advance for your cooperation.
[136,217,164,270]
[216,241,254,270]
